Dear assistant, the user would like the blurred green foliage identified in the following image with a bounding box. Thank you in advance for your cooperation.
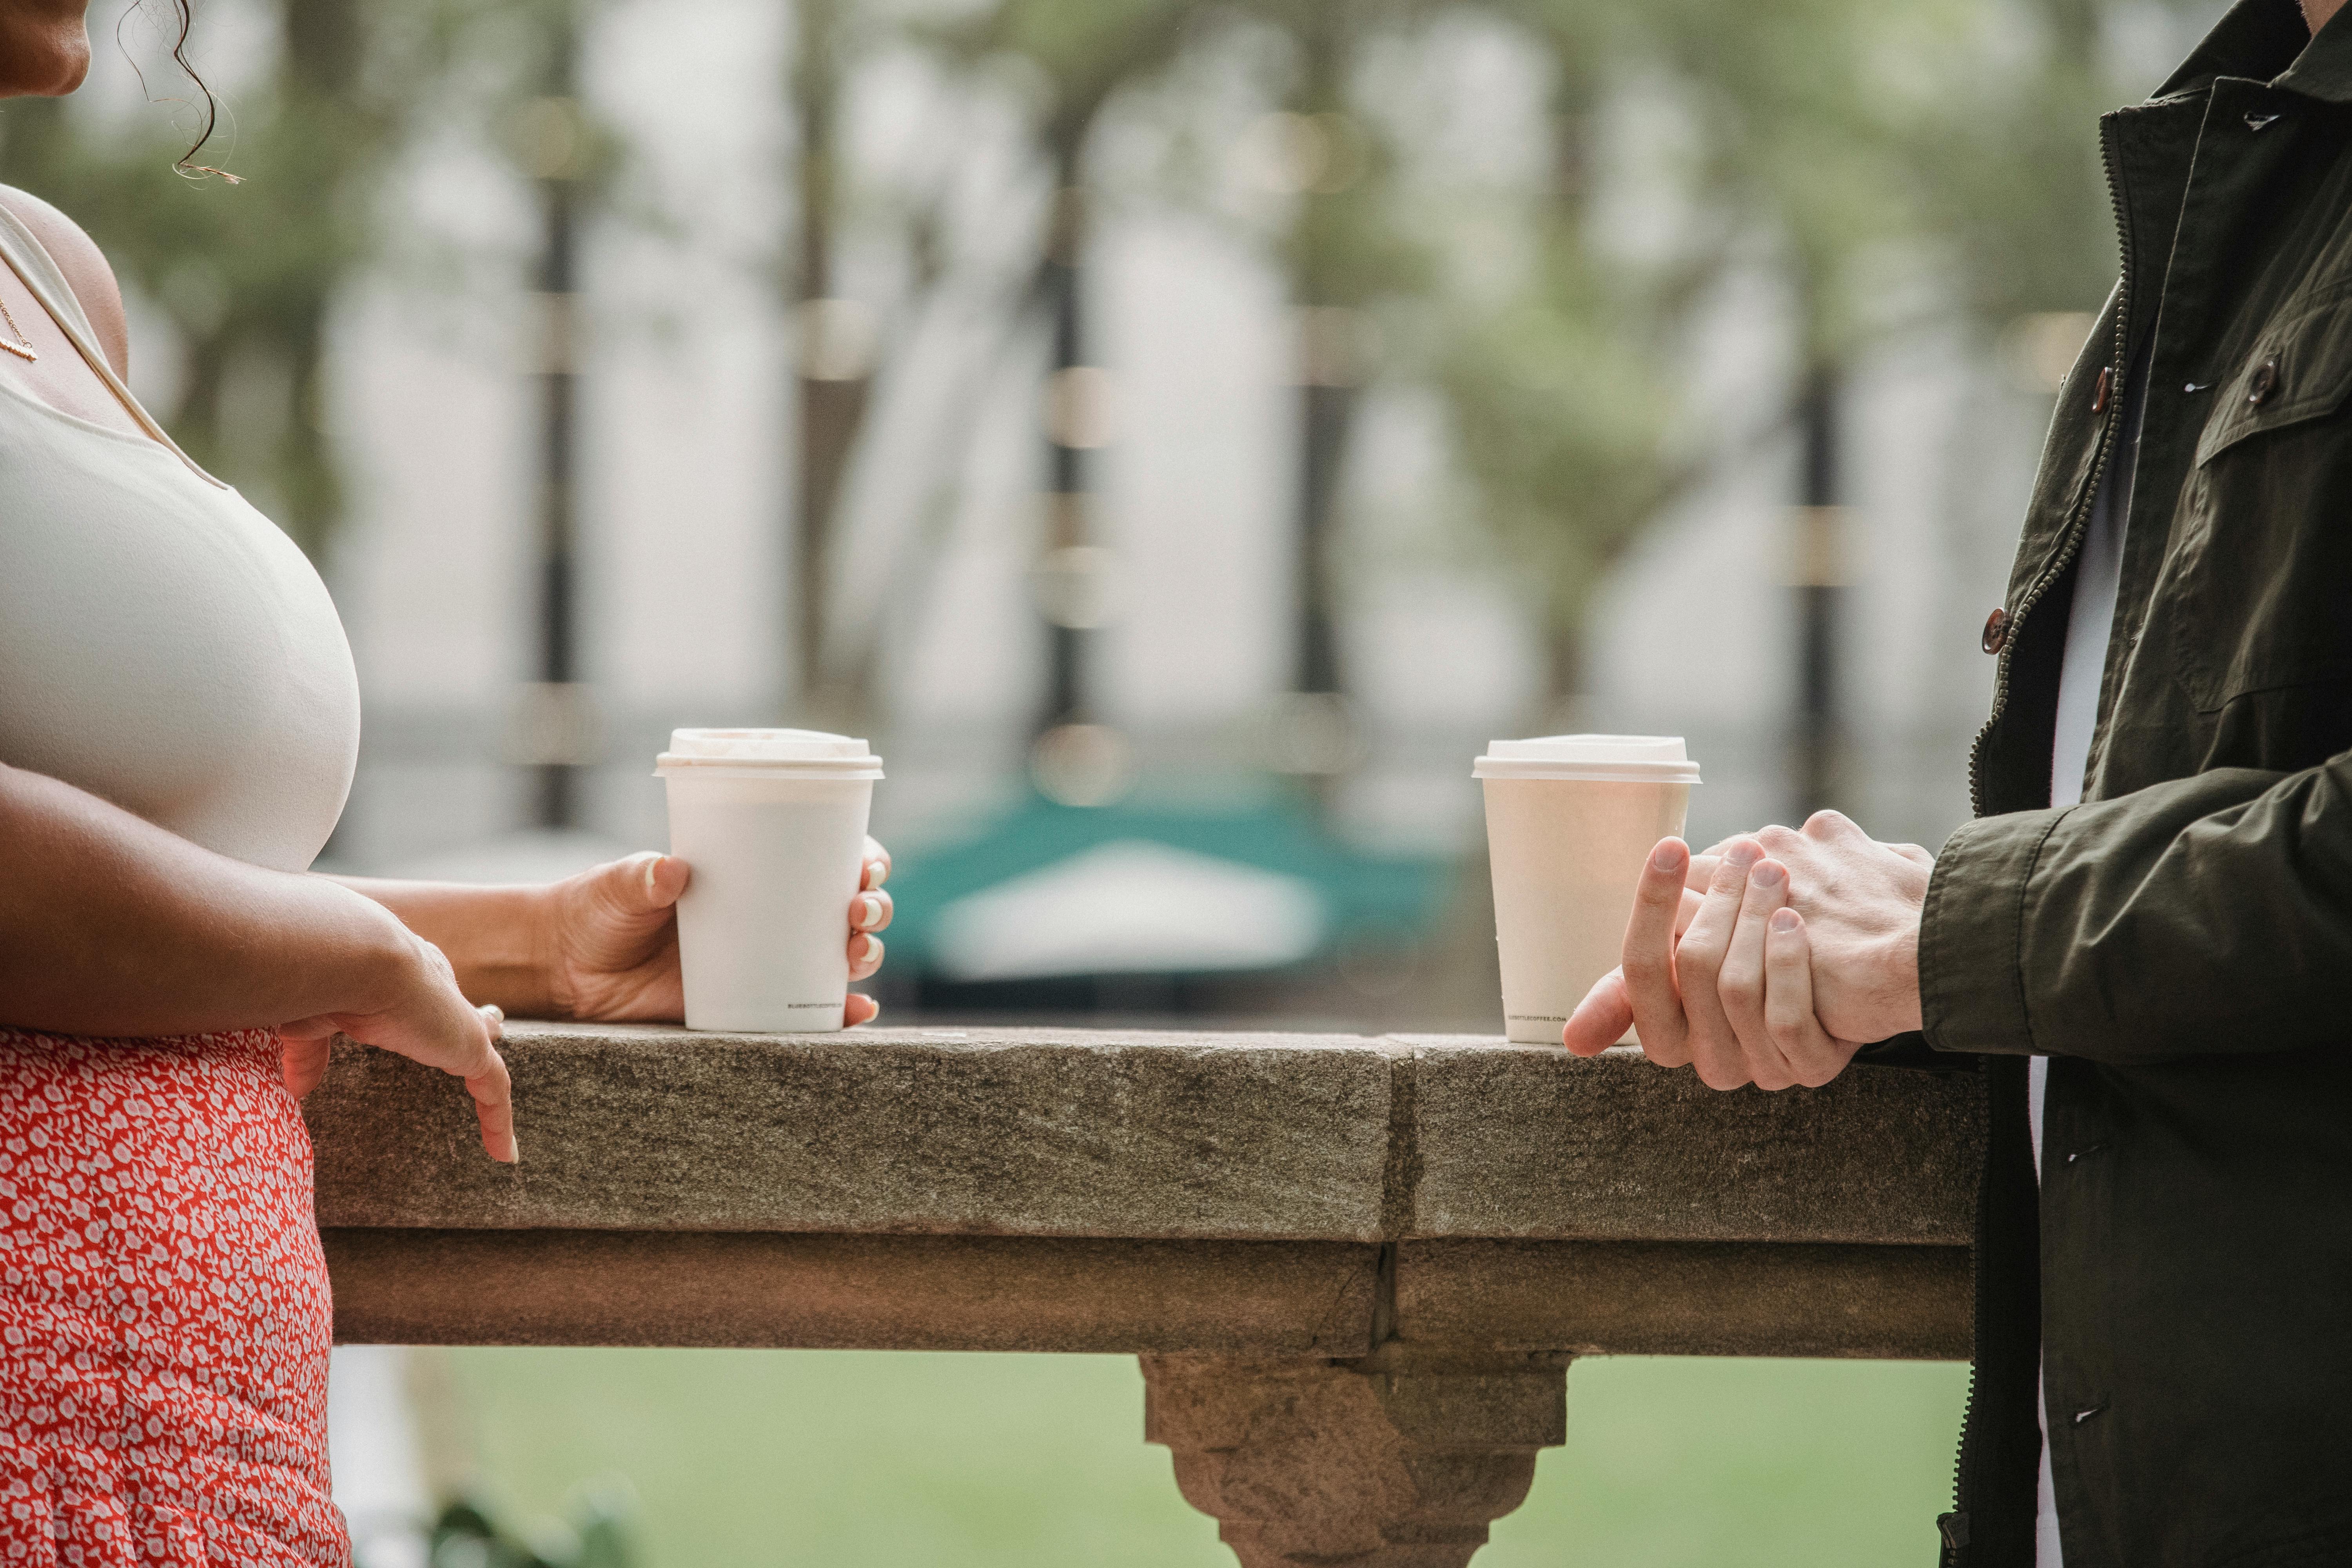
[439,1346,1971,1566]
[421,1490,638,1568]
[0,0,2211,670]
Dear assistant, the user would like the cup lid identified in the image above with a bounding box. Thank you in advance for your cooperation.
[1472,733,1700,784]
[655,728,884,779]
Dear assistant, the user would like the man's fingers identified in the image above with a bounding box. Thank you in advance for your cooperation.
[1675,838,1760,1089]
[1762,909,1858,1087]
[1621,838,1693,1069]
[1719,860,1797,1090]
[1562,968,1635,1056]
[1676,886,1704,937]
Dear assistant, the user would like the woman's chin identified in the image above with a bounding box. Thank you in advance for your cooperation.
[2,24,91,98]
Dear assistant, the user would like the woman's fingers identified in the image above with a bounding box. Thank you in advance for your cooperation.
[466,1005,518,1164]
[851,889,894,934]
[862,838,892,891]
[1763,910,1859,1087]
[280,1034,332,1100]
[1561,967,1636,1056]
[1719,860,1797,1089]
[849,931,884,981]
[845,992,881,1027]
[1619,839,1695,1069]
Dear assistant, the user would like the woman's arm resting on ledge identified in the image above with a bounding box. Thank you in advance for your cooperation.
[0,761,515,1160]
[333,838,897,1027]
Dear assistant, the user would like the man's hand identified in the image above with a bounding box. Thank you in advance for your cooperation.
[1560,811,1931,1090]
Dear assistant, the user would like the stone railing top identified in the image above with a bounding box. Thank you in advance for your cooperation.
[305,1024,1982,1246]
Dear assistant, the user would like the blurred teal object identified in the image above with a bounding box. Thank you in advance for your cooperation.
[886,794,1446,984]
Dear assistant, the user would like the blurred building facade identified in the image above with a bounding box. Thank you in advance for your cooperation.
[73,0,2205,896]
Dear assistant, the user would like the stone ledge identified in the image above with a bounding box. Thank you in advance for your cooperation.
[322,1229,1965,1359]
[308,1024,1402,1241]
[1392,1238,1971,1359]
[321,1229,1380,1355]
[305,1024,1982,1246]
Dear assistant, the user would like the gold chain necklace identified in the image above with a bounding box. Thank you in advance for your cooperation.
[0,290,37,362]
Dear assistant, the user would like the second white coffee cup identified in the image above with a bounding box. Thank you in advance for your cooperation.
[657,728,884,1033]
[1475,735,1700,1046]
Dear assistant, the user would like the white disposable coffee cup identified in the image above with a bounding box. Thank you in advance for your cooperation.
[656,728,884,1033]
[1474,735,1700,1046]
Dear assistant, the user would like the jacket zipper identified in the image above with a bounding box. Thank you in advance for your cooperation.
[1965,115,2136,821]
[1945,111,2134,1563]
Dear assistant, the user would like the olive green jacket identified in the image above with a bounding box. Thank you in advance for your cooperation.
[1922,3,2352,1563]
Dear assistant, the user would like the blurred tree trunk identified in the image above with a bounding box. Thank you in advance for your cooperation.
[788,0,877,726]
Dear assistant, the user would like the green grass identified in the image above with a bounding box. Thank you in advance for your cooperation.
[446,1348,1967,1567]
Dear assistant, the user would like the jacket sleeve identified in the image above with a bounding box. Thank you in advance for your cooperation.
[1917,755,2352,1062]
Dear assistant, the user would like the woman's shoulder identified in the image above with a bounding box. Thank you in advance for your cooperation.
[0,184,131,377]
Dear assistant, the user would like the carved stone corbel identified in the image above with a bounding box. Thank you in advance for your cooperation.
[1141,1347,1570,1567]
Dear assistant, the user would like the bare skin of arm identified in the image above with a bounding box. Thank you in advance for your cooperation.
[0,762,517,1157]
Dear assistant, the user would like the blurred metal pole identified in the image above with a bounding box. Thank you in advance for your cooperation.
[1038,184,1091,736]
[1792,365,1847,822]
[530,12,582,829]
[1295,371,1349,700]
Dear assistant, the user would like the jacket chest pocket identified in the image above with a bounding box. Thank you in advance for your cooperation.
[2169,289,2352,714]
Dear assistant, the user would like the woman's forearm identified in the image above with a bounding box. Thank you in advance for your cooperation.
[329,877,554,1016]
[0,762,419,1037]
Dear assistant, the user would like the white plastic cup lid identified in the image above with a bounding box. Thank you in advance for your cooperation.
[655,728,884,779]
[1471,734,1700,784]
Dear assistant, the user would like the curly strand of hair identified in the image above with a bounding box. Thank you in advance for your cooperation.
[165,0,240,182]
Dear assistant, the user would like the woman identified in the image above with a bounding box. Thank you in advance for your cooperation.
[0,3,893,1562]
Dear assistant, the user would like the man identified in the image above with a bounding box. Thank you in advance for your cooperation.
[1562,1,2352,1563]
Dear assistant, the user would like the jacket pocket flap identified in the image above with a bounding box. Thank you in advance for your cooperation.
[2196,291,2352,466]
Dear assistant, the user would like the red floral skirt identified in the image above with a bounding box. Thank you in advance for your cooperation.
[0,1028,347,1566]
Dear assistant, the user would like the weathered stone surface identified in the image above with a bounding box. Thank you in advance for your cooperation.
[324,1230,1381,1355]
[1143,1350,1568,1567]
[1392,1238,1971,1359]
[1394,1038,1980,1245]
[307,1024,1403,1240]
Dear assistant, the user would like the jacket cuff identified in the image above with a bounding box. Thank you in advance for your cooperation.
[1918,808,2066,1056]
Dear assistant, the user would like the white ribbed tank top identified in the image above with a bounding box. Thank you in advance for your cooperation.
[0,194,359,873]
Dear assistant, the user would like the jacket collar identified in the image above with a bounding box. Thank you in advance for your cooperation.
[2155,0,2352,104]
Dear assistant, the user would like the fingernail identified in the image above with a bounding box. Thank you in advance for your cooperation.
[644,857,661,897]
[1726,840,1762,867]
[856,934,882,964]
[858,893,885,928]
[1751,861,1784,888]
[1651,840,1686,872]
[1770,908,1800,933]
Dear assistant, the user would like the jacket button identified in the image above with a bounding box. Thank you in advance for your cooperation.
[1981,607,2009,655]
[2091,365,2113,414]
[2249,355,2281,407]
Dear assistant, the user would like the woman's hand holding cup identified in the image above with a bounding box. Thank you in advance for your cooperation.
[543,837,895,1029]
